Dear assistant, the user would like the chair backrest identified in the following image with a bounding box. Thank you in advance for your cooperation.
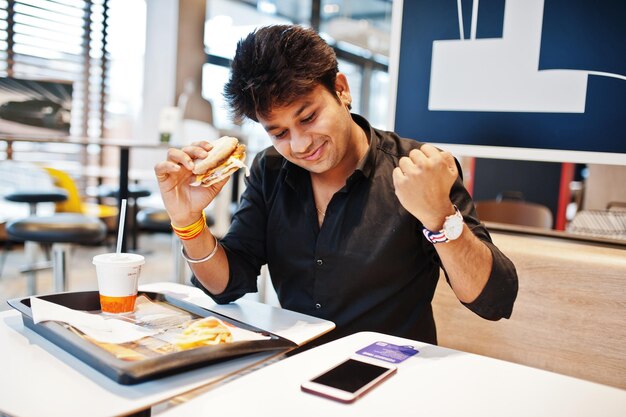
[43,167,117,228]
[43,167,85,214]
[607,201,626,212]
[474,200,553,229]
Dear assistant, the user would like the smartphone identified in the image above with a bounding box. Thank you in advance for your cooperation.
[300,357,397,403]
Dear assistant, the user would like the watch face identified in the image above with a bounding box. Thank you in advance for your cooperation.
[444,213,464,240]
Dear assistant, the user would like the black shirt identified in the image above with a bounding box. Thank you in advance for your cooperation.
[192,114,518,345]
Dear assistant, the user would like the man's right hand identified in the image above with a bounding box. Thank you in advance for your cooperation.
[154,141,228,226]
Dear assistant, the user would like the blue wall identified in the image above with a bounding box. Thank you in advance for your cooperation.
[394,0,626,154]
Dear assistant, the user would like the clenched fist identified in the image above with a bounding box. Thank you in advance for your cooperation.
[392,144,458,231]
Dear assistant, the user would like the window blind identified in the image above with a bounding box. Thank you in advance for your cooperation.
[0,0,109,138]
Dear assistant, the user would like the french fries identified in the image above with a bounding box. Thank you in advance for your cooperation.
[174,317,233,350]
[95,341,147,361]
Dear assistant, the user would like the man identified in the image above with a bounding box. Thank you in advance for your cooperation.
[155,25,517,345]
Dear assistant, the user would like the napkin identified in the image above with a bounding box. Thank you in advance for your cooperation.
[30,297,159,344]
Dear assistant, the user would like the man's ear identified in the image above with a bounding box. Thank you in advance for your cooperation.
[335,73,352,106]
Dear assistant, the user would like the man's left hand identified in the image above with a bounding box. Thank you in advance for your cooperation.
[392,144,458,230]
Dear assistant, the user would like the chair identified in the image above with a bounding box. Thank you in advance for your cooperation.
[496,190,525,202]
[1,161,67,289]
[5,189,68,215]
[474,200,553,229]
[1,163,109,294]
[136,207,173,233]
[43,167,118,231]
[607,201,626,212]
[2,187,69,291]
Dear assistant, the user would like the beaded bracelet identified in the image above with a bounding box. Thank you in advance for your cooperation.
[180,234,219,264]
[171,212,206,241]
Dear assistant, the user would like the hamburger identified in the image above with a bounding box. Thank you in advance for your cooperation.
[191,136,248,187]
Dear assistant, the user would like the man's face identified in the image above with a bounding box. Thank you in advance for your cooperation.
[257,78,354,175]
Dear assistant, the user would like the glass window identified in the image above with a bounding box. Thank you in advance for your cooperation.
[320,0,392,56]
[0,0,107,171]
[105,0,146,139]
[203,0,394,131]
[367,68,389,128]
[319,0,391,129]
[204,0,292,132]
[0,0,147,188]
[338,59,362,114]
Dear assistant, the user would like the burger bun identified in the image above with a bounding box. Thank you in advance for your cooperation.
[192,136,239,175]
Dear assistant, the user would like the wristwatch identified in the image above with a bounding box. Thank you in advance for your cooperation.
[422,205,464,244]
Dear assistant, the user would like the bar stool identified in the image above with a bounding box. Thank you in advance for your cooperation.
[136,207,173,233]
[4,189,70,290]
[6,213,107,294]
[5,189,69,215]
[99,184,151,251]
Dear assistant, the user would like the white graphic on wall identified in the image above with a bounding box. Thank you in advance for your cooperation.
[428,0,626,113]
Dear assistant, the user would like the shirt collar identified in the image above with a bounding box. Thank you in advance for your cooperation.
[351,113,377,180]
[283,113,378,189]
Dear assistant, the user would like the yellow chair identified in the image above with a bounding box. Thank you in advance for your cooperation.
[43,167,118,230]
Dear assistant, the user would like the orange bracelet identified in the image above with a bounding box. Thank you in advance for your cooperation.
[171,212,206,240]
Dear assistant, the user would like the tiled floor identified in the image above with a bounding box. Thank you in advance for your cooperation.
[0,233,185,312]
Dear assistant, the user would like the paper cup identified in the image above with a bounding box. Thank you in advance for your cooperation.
[93,253,145,314]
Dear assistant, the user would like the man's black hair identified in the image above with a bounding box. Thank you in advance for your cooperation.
[224,24,339,123]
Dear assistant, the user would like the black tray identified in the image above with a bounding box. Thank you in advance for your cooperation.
[8,291,297,384]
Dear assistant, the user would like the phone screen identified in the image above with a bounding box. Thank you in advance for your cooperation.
[311,359,390,393]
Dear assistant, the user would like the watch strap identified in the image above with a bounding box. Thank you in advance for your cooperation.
[422,205,462,244]
[422,228,449,244]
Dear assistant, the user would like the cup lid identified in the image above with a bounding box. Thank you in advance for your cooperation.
[92,253,145,267]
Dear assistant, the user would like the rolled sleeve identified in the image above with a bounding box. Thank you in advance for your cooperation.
[461,240,518,320]
[446,168,519,320]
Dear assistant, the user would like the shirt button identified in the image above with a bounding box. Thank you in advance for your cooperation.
[316,259,323,266]
[315,303,322,309]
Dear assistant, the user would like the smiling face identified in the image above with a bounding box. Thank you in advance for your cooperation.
[258,74,365,178]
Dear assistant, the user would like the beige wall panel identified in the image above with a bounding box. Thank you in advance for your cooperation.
[583,164,626,210]
[433,232,626,389]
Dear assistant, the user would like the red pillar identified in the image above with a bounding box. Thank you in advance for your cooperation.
[556,163,575,230]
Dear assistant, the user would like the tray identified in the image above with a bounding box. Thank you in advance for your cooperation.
[8,291,297,384]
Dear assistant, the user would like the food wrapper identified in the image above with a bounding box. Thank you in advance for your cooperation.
[38,295,272,361]
[30,296,159,344]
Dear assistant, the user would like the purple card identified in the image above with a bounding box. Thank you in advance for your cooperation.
[356,341,419,364]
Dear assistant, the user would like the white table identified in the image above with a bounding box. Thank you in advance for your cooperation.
[0,282,334,417]
[157,331,626,417]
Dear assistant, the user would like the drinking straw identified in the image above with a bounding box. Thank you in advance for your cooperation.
[116,199,127,254]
